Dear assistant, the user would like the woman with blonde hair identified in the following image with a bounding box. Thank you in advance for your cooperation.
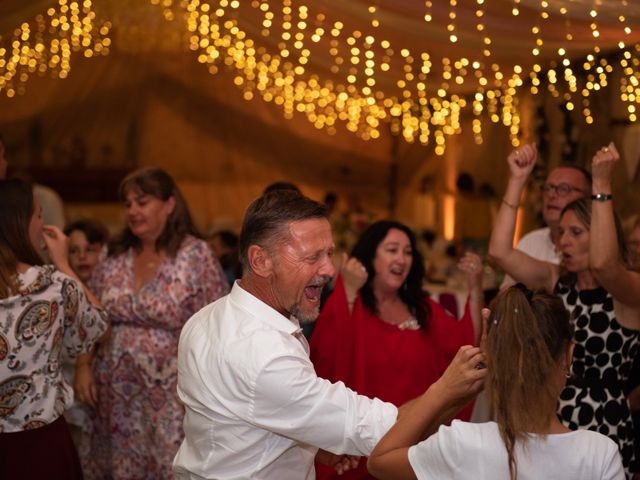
[368,285,623,480]
[488,144,639,478]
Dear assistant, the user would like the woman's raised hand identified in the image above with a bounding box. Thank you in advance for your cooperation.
[457,251,483,289]
[42,225,70,270]
[592,142,620,187]
[340,252,368,303]
[507,143,537,181]
[433,345,487,407]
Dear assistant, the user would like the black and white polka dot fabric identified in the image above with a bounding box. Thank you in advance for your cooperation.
[555,276,639,479]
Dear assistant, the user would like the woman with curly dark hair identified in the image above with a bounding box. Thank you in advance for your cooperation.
[311,220,482,480]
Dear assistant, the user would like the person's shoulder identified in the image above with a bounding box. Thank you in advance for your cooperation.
[518,227,550,245]
[50,267,78,284]
[447,419,497,436]
[180,294,228,340]
[33,183,62,201]
[178,235,211,257]
[180,295,294,354]
[437,421,501,450]
[569,428,620,450]
[180,298,305,378]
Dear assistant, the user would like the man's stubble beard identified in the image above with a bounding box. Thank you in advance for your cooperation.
[291,303,320,325]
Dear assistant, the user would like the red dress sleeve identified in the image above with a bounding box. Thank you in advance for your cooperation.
[310,275,357,385]
[427,296,475,363]
[426,295,476,420]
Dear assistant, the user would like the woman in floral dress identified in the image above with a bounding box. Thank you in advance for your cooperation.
[80,167,228,479]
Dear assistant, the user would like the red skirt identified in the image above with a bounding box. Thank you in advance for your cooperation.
[0,415,83,479]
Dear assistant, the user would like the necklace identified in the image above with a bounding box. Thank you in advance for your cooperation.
[397,316,420,330]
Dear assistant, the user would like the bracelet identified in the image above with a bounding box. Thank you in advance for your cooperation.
[591,193,613,202]
[502,197,519,210]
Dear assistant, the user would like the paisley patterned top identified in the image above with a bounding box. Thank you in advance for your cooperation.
[0,265,108,433]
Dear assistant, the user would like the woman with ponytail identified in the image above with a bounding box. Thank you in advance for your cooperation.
[368,285,623,480]
[488,144,639,478]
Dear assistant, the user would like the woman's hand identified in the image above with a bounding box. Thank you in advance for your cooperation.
[457,251,483,290]
[42,225,71,271]
[458,252,484,344]
[507,143,537,182]
[591,142,619,189]
[74,362,98,408]
[340,253,368,305]
[432,345,486,408]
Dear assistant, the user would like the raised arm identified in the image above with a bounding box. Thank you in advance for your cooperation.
[340,253,368,313]
[590,143,640,309]
[457,251,483,344]
[43,224,102,307]
[488,144,556,291]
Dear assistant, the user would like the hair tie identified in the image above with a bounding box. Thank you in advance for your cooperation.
[513,283,534,304]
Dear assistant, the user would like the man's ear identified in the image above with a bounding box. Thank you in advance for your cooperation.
[247,244,274,278]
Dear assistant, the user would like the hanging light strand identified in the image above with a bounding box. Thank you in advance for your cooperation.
[0,0,111,97]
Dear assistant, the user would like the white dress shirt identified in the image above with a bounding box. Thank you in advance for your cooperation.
[516,227,560,264]
[173,282,398,479]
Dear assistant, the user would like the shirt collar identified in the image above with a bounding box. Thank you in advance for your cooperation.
[230,281,301,336]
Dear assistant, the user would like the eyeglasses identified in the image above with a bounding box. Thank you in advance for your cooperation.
[540,183,586,197]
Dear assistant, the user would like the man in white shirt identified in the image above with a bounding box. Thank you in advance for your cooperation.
[502,164,591,287]
[173,191,400,479]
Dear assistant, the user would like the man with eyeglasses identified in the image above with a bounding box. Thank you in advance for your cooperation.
[502,164,592,288]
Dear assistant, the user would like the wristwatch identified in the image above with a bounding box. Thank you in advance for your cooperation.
[591,193,613,202]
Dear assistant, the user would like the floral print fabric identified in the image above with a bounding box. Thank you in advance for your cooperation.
[0,265,108,432]
[82,236,228,479]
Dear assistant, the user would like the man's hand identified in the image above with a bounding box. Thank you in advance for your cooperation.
[316,449,360,475]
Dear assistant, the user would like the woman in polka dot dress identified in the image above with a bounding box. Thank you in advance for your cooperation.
[489,143,639,479]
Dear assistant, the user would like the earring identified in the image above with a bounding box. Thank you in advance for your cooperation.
[565,364,572,379]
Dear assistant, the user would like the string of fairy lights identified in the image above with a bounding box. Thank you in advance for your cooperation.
[1,0,639,154]
[0,0,111,98]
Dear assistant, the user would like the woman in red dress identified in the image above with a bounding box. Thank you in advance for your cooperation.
[310,220,483,479]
